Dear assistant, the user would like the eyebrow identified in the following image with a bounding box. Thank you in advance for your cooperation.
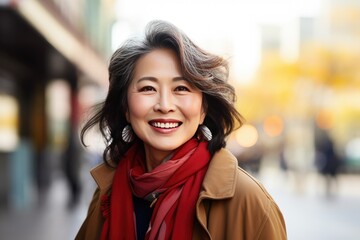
[136,76,188,83]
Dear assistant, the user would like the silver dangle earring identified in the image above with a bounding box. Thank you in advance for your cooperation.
[199,125,212,141]
[122,125,135,143]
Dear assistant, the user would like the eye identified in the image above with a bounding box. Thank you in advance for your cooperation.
[174,85,190,92]
[139,86,156,92]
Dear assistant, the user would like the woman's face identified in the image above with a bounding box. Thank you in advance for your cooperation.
[126,48,205,162]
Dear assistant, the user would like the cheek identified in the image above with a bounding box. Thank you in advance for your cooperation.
[181,95,204,119]
[127,95,151,120]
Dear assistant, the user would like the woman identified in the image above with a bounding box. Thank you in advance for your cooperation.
[76,20,286,240]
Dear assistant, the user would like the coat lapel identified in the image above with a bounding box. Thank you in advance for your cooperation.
[195,148,238,239]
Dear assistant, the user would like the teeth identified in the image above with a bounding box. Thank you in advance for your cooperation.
[152,122,179,129]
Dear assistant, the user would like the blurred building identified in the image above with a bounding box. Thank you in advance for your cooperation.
[0,0,115,209]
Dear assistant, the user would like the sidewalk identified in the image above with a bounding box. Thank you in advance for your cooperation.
[260,169,360,240]
[0,176,89,240]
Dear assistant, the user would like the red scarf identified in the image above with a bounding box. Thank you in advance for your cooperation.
[100,138,211,240]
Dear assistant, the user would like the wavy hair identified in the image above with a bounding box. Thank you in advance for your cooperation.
[81,20,244,165]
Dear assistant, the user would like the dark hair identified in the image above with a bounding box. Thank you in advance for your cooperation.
[81,20,244,165]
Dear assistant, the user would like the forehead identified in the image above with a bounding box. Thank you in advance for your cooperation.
[133,48,182,77]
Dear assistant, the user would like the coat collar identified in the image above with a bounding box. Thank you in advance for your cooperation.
[90,163,115,193]
[199,148,238,199]
[90,148,238,199]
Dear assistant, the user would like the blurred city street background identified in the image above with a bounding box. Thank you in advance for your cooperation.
[1,0,360,239]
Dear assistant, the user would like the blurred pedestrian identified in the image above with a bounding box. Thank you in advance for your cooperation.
[76,20,286,240]
[63,129,81,209]
[314,126,340,197]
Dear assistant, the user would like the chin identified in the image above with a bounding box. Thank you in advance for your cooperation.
[153,140,186,151]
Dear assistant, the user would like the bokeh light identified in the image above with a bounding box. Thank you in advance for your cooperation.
[263,114,284,137]
[235,124,259,148]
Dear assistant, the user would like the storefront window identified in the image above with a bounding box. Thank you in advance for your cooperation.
[0,95,19,152]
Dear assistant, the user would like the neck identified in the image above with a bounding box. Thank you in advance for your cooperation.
[144,147,173,172]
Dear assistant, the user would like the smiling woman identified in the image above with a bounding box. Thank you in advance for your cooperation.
[76,20,286,240]
[126,48,205,170]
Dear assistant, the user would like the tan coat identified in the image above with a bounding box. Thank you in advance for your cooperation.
[76,148,287,240]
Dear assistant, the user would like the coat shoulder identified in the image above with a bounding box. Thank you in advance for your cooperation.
[232,165,287,239]
[201,148,287,239]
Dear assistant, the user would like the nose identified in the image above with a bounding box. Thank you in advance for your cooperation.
[154,90,175,113]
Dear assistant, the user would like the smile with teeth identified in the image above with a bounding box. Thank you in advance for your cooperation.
[150,122,181,129]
